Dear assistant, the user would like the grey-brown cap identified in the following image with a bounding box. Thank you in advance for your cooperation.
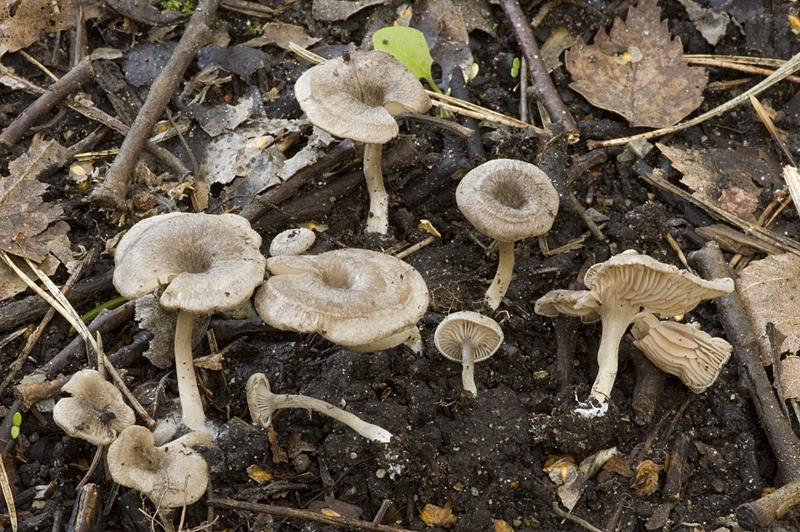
[113,212,266,314]
[456,159,559,242]
[255,248,428,349]
[53,369,135,446]
[107,426,211,508]
[294,49,431,144]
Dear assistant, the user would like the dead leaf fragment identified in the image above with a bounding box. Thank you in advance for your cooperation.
[782,356,800,399]
[566,0,707,128]
[737,253,800,362]
[631,459,663,497]
[0,0,101,58]
[493,519,514,532]
[658,143,781,221]
[420,501,457,528]
[678,0,729,46]
[415,0,474,85]
[244,22,320,50]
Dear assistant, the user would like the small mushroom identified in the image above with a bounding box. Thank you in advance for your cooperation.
[107,425,212,508]
[295,49,431,234]
[53,369,135,446]
[246,373,392,443]
[630,311,732,393]
[113,212,267,431]
[269,228,316,257]
[456,159,559,310]
[255,248,428,352]
[434,311,504,396]
[534,250,733,406]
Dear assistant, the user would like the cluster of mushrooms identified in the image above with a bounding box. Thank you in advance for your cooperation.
[48,49,736,511]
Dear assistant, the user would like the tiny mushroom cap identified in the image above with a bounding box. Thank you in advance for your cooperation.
[246,373,393,443]
[434,311,504,396]
[255,248,429,352]
[456,159,559,310]
[269,228,316,257]
[108,426,212,508]
[53,369,135,446]
[631,311,732,394]
[534,250,734,406]
[295,49,432,234]
[113,212,267,432]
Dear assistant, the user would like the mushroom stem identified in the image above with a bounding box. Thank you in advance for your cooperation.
[589,311,637,405]
[363,143,388,234]
[174,309,205,431]
[461,342,477,396]
[486,240,515,310]
[247,374,392,443]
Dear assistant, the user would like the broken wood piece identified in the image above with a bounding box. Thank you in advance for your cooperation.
[630,348,665,425]
[738,478,800,529]
[221,0,274,17]
[694,224,782,256]
[663,432,689,501]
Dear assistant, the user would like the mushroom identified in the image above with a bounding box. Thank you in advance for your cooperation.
[255,248,428,353]
[456,159,559,310]
[269,227,316,257]
[434,311,504,396]
[107,425,212,508]
[534,250,733,406]
[630,311,732,393]
[53,369,135,446]
[294,49,431,234]
[246,373,392,443]
[113,212,267,431]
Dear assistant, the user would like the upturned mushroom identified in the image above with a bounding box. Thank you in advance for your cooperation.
[434,311,504,396]
[53,369,135,446]
[107,425,212,508]
[255,248,428,352]
[456,159,559,310]
[247,373,392,443]
[294,49,431,234]
[113,212,267,431]
[534,250,733,407]
[269,227,316,257]
[630,311,732,393]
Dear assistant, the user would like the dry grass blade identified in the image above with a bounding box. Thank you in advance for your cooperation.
[685,57,800,84]
[287,43,547,134]
[0,451,17,532]
[749,95,796,166]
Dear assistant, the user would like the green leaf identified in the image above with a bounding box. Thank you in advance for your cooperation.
[12,413,20,427]
[10,426,18,439]
[373,26,441,93]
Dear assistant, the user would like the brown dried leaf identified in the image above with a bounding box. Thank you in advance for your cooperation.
[631,459,663,497]
[658,143,781,220]
[0,0,101,58]
[243,22,320,50]
[781,356,800,399]
[0,138,68,263]
[737,254,800,362]
[415,0,474,85]
[565,0,707,128]
[420,501,457,528]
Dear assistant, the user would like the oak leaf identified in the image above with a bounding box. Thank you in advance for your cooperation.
[737,253,800,362]
[565,0,707,128]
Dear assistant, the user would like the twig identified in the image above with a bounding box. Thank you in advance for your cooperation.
[551,502,604,532]
[207,498,420,532]
[738,479,800,529]
[663,432,689,501]
[688,243,800,483]
[220,0,274,16]
[588,49,800,148]
[0,59,94,155]
[749,95,796,166]
[395,113,474,139]
[630,348,665,425]
[499,0,580,143]
[91,0,222,210]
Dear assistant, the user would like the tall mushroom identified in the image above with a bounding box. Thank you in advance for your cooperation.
[456,159,559,310]
[255,248,428,352]
[294,49,431,234]
[534,250,733,407]
[113,212,266,431]
[434,311,504,397]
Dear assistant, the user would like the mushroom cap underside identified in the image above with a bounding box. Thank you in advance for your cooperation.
[255,248,429,348]
[113,212,266,314]
[434,311,504,362]
[456,159,559,242]
[294,49,431,144]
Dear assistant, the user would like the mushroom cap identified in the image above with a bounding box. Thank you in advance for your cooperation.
[113,212,267,314]
[434,311,504,363]
[294,49,432,144]
[107,425,211,508]
[455,159,559,242]
[583,250,734,317]
[255,248,429,349]
[269,228,316,257]
[53,369,136,446]
[631,312,732,393]
[534,289,600,323]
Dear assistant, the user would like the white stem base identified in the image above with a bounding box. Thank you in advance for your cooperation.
[175,309,206,431]
[485,241,515,311]
[588,313,635,406]
[363,143,389,234]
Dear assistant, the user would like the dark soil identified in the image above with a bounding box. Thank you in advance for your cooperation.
[1,0,799,531]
